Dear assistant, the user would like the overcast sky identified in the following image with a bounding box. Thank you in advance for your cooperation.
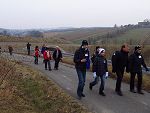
[0,0,150,29]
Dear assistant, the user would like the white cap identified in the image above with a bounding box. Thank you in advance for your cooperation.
[98,48,105,54]
[56,46,59,48]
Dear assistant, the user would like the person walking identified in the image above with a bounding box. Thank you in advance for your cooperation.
[34,46,39,64]
[129,46,149,94]
[112,44,130,96]
[89,48,108,96]
[0,46,1,54]
[90,46,100,84]
[41,44,46,63]
[74,40,89,99]
[8,46,13,55]
[27,42,31,55]
[53,46,62,70]
[43,47,52,71]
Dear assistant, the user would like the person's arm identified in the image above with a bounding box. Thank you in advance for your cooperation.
[111,52,118,73]
[126,56,129,73]
[74,50,81,63]
[93,57,98,73]
[128,55,134,72]
[105,59,108,72]
[60,50,62,58]
[53,50,56,59]
[141,56,149,71]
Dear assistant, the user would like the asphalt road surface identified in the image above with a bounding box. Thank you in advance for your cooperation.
[1,53,150,113]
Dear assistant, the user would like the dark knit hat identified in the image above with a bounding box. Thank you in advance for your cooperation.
[81,40,88,46]
[135,46,141,51]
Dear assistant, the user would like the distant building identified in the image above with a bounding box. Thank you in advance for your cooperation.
[138,21,150,28]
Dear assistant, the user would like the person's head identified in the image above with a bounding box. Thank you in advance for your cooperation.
[121,43,130,53]
[35,46,38,49]
[98,48,105,57]
[56,46,60,50]
[81,40,88,49]
[134,45,141,54]
[45,47,49,51]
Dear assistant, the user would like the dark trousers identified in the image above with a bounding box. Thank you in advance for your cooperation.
[130,72,142,92]
[76,68,86,97]
[54,59,60,69]
[34,56,38,64]
[45,59,51,70]
[90,75,105,92]
[27,49,30,55]
[9,52,12,55]
[115,71,124,92]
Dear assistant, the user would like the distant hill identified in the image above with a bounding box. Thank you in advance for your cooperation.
[44,27,115,44]
[106,28,150,45]
[1,27,150,45]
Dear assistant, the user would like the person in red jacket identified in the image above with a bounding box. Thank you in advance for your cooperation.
[34,46,39,64]
[44,47,52,71]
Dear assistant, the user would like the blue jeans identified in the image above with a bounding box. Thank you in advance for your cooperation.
[76,68,86,97]
[45,59,51,70]
[90,75,105,92]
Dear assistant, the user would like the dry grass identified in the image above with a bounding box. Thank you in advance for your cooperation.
[0,35,71,44]
[0,57,91,113]
[44,28,114,41]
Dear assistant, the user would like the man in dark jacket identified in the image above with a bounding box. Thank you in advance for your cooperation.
[112,44,129,96]
[27,42,31,55]
[74,40,89,99]
[53,46,62,70]
[129,46,149,94]
[89,48,108,96]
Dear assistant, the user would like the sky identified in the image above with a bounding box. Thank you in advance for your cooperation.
[0,0,150,29]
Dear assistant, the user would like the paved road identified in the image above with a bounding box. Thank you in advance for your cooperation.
[1,53,150,113]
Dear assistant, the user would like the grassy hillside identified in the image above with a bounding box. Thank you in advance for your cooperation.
[44,27,114,43]
[0,35,71,44]
[0,57,90,113]
[107,28,150,45]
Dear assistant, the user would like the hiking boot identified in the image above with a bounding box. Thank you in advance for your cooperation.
[81,93,85,97]
[130,89,136,93]
[99,91,106,96]
[116,91,123,96]
[137,91,144,95]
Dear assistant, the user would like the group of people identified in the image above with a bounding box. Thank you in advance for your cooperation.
[74,40,149,100]
[26,42,62,71]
